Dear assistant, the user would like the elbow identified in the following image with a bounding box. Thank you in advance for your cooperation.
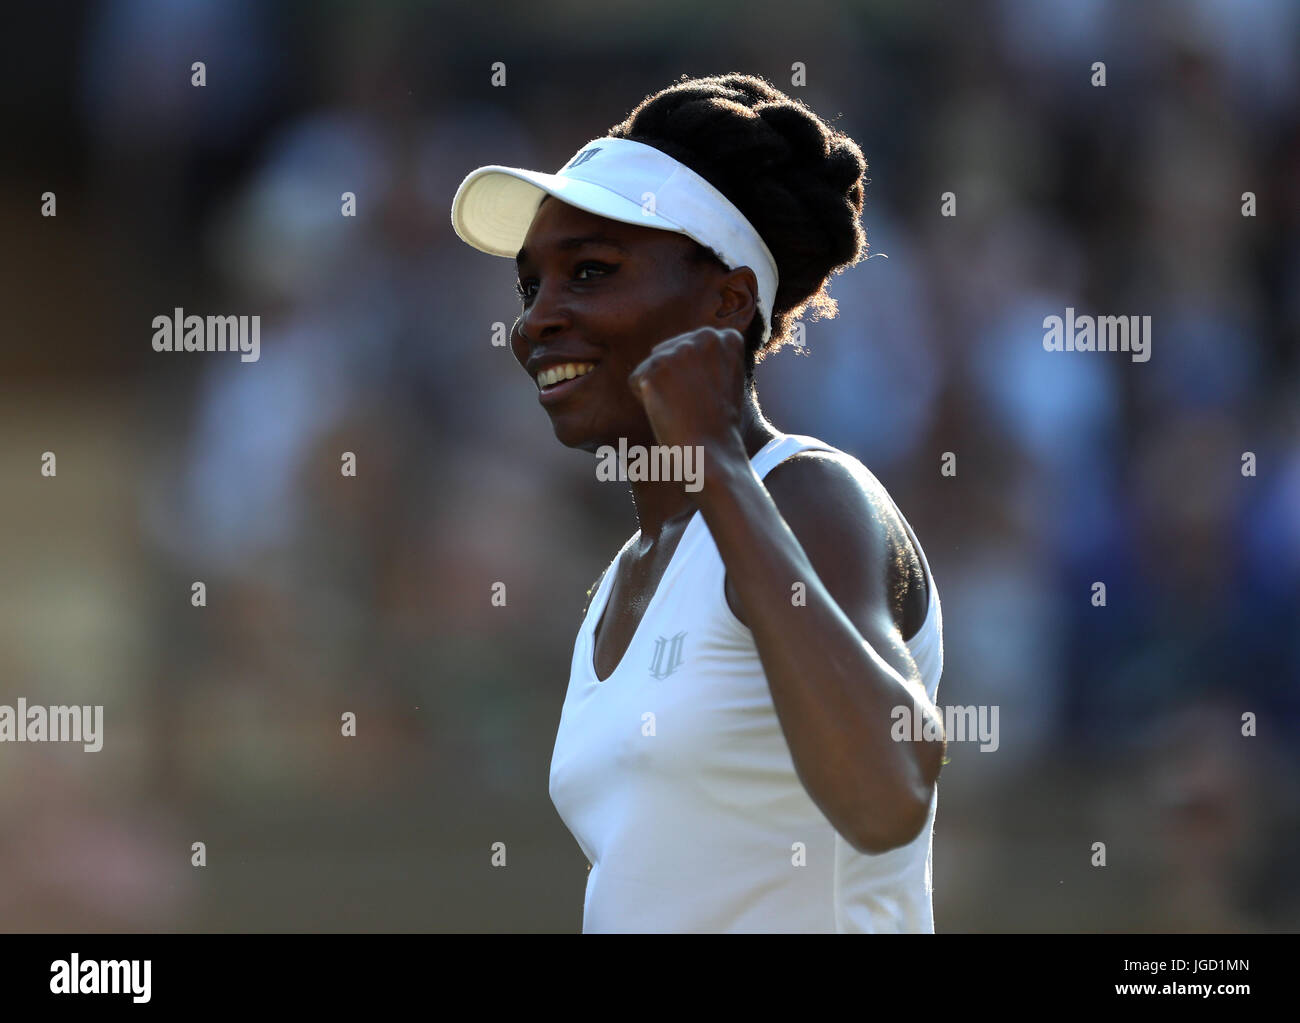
[848,780,936,856]
[841,715,946,856]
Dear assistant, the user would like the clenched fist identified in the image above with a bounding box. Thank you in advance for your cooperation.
[627,326,749,459]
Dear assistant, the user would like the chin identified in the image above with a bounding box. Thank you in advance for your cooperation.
[548,415,601,453]
[549,414,635,455]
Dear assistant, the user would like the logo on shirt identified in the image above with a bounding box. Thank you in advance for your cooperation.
[648,631,687,680]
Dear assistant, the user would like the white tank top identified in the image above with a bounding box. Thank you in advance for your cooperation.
[548,433,944,932]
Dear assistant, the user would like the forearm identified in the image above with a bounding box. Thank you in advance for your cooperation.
[695,442,945,853]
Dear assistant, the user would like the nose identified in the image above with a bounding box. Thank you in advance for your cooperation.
[516,277,570,348]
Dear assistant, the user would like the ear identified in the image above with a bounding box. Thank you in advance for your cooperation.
[715,265,760,335]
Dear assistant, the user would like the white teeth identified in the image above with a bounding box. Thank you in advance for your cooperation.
[537,362,595,389]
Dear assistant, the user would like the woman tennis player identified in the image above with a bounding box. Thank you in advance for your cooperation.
[451,72,946,933]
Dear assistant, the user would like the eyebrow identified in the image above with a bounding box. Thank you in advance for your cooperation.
[515,234,630,268]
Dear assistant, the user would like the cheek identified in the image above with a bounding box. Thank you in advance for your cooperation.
[603,334,656,377]
[508,319,528,365]
[599,355,641,402]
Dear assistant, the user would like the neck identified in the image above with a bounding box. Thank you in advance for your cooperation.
[628,380,778,544]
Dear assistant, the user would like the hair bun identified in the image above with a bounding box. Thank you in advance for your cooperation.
[609,73,868,368]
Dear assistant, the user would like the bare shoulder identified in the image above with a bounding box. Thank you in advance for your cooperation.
[761,450,909,557]
[757,449,929,654]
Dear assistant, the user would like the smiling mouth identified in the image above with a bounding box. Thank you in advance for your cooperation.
[535,361,597,390]
[536,362,599,406]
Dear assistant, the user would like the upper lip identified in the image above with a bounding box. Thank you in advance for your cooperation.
[525,353,601,379]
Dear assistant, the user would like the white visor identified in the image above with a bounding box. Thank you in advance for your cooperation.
[450,136,779,343]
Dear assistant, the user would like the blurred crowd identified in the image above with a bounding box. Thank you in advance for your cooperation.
[1,0,1297,931]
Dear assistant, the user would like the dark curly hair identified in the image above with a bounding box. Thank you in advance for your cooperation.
[606,72,869,372]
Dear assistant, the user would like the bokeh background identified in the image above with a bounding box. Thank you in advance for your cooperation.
[1,0,1298,932]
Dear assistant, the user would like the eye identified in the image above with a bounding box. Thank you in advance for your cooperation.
[514,261,616,305]
[574,261,614,281]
